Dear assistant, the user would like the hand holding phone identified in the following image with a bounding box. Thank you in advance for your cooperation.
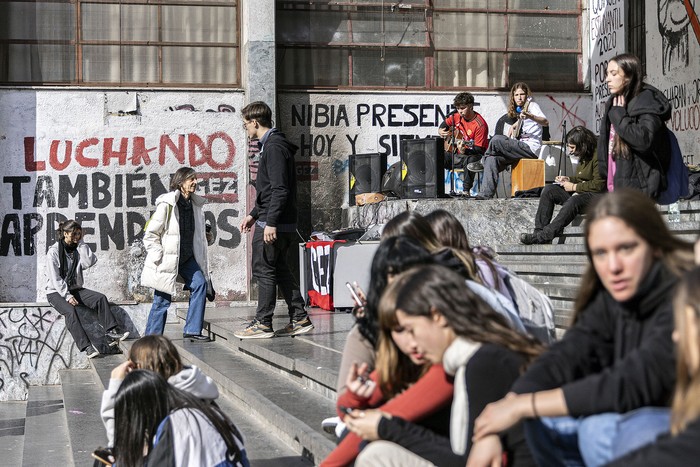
[345,362,375,399]
[346,282,365,307]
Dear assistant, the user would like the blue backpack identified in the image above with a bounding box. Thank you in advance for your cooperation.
[656,128,689,205]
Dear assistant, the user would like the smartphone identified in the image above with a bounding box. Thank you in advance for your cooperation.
[346,282,364,307]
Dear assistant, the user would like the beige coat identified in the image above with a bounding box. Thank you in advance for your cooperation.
[140,191,210,295]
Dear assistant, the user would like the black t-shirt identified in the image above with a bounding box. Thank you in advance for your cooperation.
[177,195,195,265]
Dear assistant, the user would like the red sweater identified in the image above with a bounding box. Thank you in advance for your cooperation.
[321,364,454,467]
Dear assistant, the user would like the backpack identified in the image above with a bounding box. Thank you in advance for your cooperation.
[493,264,556,344]
[656,128,689,205]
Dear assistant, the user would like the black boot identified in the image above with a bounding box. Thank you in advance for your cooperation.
[520,233,536,245]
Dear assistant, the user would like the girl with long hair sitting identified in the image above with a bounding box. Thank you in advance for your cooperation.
[473,190,695,466]
[606,266,700,464]
[520,125,605,245]
[113,369,248,467]
[100,335,219,450]
[335,235,435,395]
[346,264,541,467]
[383,210,524,331]
[323,237,454,467]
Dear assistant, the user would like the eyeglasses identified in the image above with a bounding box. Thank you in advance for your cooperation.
[242,120,255,129]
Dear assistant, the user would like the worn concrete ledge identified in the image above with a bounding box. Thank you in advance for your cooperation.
[59,369,109,465]
[345,198,700,248]
[22,386,72,466]
[346,198,544,247]
[0,302,150,401]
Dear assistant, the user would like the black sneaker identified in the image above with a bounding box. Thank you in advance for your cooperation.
[467,161,484,172]
[520,232,536,245]
[83,345,99,359]
[274,318,314,337]
[183,333,212,342]
[106,328,130,345]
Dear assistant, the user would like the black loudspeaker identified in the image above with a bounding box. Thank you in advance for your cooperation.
[382,161,402,197]
[400,137,445,198]
[349,153,387,205]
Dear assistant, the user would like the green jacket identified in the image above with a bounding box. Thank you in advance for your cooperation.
[571,156,606,193]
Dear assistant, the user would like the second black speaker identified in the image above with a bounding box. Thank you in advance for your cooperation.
[400,137,445,198]
[349,153,387,205]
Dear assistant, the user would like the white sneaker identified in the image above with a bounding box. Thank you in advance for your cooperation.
[322,416,340,434]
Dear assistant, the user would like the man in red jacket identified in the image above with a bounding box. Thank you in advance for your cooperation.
[438,92,489,194]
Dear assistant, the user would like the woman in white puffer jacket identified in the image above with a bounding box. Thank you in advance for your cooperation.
[141,166,211,339]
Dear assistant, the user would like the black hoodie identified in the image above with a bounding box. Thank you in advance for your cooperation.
[512,262,678,416]
[597,84,672,199]
[249,129,299,228]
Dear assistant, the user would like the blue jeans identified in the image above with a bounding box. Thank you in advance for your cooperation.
[524,408,670,467]
[145,257,207,335]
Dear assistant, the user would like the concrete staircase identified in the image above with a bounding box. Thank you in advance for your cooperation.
[0,302,342,465]
[1,328,322,466]
[169,307,344,465]
[494,200,700,332]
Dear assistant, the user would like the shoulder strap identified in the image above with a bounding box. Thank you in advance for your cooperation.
[144,204,173,232]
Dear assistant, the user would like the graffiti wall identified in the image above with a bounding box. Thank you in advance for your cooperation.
[0,305,82,400]
[647,0,700,165]
[589,0,626,133]
[0,90,248,302]
[0,302,149,400]
[278,91,593,232]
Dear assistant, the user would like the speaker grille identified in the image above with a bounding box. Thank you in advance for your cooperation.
[349,153,387,205]
[400,138,444,198]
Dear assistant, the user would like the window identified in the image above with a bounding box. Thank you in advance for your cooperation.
[0,0,239,86]
[276,0,582,91]
[626,0,646,76]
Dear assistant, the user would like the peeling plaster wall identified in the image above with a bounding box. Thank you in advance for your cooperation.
[278,91,594,233]
[646,0,700,166]
[0,89,249,303]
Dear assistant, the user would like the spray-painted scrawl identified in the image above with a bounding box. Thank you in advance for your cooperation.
[658,0,699,74]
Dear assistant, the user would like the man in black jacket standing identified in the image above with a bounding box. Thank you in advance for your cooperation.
[235,101,313,339]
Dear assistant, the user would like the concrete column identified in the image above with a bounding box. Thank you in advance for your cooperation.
[240,0,276,119]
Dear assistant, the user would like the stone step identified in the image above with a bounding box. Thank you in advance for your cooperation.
[167,329,337,465]
[557,219,699,235]
[499,219,698,252]
[209,385,314,466]
[531,283,579,300]
[502,262,586,283]
[0,401,26,466]
[496,243,587,256]
[176,306,343,401]
[552,231,699,245]
[550,298,577,310]
[554,308,574,328]
[60,369,111,467]
[22,386,72,466]
[516,272,583,286]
